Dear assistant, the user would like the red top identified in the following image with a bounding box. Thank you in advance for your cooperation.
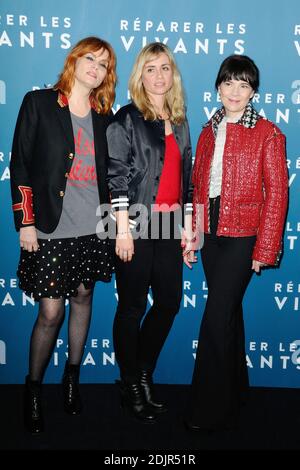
[154,133,181,212]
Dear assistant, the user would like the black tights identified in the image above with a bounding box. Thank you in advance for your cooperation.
[29,283,93,381]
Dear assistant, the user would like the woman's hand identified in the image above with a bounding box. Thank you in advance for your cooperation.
[20,226,39,252]
[115,231,134,262]
[115,210,134,262]
[252,259,267,273]
[183,247,197,269]
[181,229,198,269]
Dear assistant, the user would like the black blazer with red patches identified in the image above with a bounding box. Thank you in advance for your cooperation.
[10,88,111,232]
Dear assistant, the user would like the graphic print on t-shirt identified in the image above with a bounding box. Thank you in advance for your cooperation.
[68,127,97,187]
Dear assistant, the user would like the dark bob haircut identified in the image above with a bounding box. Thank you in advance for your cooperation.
[215,54,259,92]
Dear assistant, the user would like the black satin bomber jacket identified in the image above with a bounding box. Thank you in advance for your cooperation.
[106,103,193,225]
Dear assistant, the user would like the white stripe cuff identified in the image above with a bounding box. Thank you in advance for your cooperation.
[111,197,129,203]
[112,202,130,208]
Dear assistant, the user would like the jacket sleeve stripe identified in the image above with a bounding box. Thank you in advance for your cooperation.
[12,185,35,225]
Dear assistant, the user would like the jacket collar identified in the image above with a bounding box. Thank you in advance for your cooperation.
[204,102,262,136]
[57,91,99,113]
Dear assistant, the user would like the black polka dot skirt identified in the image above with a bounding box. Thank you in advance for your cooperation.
[17,234,115,300]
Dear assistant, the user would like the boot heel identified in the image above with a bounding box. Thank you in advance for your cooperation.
[24,375,44,434]
[116,380,156,424]
[62,361,82,415]
[140,370,167,413]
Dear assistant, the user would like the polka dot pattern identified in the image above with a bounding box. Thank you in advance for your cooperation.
[17,234,115,300]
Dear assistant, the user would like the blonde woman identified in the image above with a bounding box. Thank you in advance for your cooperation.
[107,42,194,423]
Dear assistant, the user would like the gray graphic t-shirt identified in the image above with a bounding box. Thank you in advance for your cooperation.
[37,110,100,239]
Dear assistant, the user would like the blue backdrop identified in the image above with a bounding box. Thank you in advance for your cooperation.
[0,0,299,386]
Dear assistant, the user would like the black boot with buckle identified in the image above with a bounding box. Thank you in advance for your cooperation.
[24,375,44,434]
[62,361,82,415]
[117,380,157,423]
[140,370,168,413]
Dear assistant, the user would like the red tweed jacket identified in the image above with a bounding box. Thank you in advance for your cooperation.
[192,105,288,265]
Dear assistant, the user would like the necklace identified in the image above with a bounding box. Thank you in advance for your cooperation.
[158,112,170,121]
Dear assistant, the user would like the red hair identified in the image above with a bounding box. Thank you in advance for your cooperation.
[54,36,117,114]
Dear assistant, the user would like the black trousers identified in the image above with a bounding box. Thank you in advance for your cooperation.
[114,228,183,383]
[187,197,256,429]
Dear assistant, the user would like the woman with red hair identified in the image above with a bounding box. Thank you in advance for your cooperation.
[10,37,116,433]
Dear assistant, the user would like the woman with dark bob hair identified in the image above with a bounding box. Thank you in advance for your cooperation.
[185,55,288,432]
[10,36,117,433]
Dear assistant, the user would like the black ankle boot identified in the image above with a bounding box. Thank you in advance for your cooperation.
[24,375,44,434]
[140,370,167,413]
[117,380,156,424]
[62,361,82,415]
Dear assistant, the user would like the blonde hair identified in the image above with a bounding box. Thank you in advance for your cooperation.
[54,36,116,114]
[129,43,185,124]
